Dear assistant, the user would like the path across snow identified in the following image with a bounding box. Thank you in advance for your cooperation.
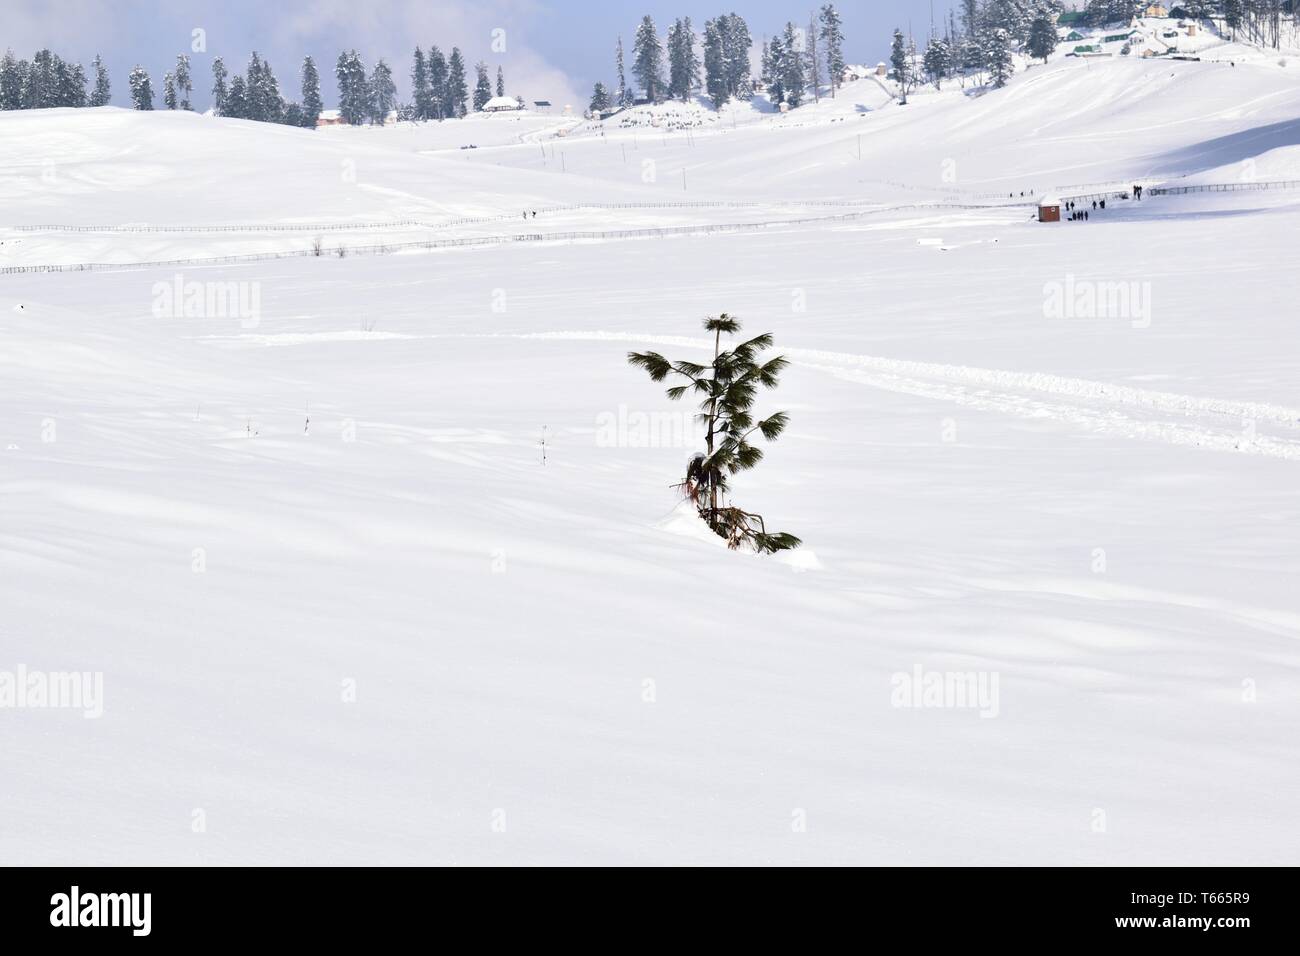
[466,331,1300,461]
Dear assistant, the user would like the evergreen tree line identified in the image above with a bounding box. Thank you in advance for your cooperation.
[1,43,480,128]
[890,1,1066,101]
[405,45,471,121]
[333,50,401,124]
[209,52,322,127]
[0,48,110,109]
[591,6,848,114]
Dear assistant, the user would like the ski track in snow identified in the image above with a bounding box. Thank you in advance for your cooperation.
[367,330,1300,462]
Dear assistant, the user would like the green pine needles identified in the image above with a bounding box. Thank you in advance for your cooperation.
[628,314,801,554]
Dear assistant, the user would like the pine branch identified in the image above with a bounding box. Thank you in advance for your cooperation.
[757,411,789,440]
[627,350,672,381]
[757,355,789,386]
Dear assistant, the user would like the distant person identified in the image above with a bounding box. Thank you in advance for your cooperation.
[1092,201,1098,210]
[1085,211,1089,221]
[1100,199,1106,210]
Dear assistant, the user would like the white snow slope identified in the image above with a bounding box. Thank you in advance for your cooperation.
[2,49,1299,865]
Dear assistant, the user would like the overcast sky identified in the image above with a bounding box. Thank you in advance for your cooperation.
[5,1,960,110]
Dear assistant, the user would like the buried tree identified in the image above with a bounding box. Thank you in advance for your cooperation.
[628,315,801,553]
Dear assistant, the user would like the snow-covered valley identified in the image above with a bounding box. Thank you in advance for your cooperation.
[3,44,1300,865]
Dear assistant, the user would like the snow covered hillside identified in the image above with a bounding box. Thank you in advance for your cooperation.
[2,48,1299,865]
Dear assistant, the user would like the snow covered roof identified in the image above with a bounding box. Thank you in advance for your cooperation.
[317,109,342,121]
[483,96,522,111]
[1039,195,1063,207]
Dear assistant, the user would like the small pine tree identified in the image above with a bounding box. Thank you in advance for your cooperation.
[889,29,915,104]
[780,22,806,108]
[211,57,227,115]
[473,61,492,111]
[447,47,468,117]
[632,15,666,103]
[128,65,154,110]
[763,35,787,106]
[615,36,631,107]
[819,4,846,97]
[985,27,1016,88]
[628,315,800,554]
[65,61,88,107]
[244,52,265,121]
[252,54,283,123]
[1027,7,1059,64]
[589,81,612,113]
[703,18,728,108]
[174,54,192,109]
[411,47,430,120]
[225,74,247,118]
[496,65,505,97]
[428,47,448,119]
[301,56,322,126]
[806,11,822,102]
[335,50,367,125]
[667,17,699,103]
[26,50,57,108]
[721,13,753,101]
[162,71,177,109]
[923,37,952,89]
[369,58,396,124]
[84,54,107,107]
[0,51,24,110]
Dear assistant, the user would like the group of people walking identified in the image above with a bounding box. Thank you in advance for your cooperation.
[1063,198,1107,222]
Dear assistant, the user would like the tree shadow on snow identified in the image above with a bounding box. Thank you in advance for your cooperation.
[1149,118,1300,177]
